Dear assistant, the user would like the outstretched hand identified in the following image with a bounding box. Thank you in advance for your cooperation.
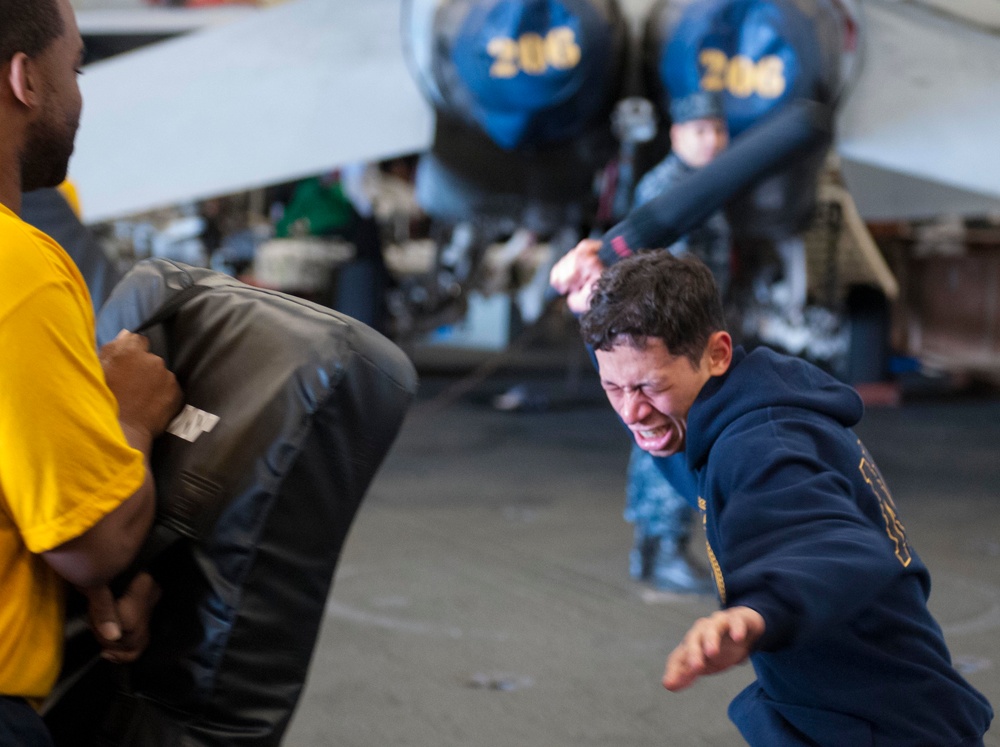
[549,239,605,314]
[663,606,765,692]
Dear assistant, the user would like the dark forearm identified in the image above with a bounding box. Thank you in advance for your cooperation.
[42,425,157,589]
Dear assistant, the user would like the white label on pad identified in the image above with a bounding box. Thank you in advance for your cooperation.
[167,405,220,443]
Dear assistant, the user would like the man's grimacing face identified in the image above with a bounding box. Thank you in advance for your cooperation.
[20,0,84,192]
[595,336,727,458]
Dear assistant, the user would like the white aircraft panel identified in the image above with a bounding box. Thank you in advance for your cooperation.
[70,0,434,223]
[841,159,1000,220]
[76,7,257,35]
[836,0,1000,216]
[906,0,1000,31]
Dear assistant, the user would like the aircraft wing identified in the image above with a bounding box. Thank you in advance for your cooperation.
[75,6,259,37]
[836,0,1000,219]
[70,0,434,224]
[71,0,1000,224]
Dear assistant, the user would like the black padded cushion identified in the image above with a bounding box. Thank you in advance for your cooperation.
[55,259,417,746]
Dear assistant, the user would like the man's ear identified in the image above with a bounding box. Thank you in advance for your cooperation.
[8,53,38,109]
[706,330,732,376]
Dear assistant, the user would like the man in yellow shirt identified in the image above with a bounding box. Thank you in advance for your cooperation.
[0,0,183,742]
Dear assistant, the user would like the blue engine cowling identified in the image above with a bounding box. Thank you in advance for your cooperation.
[644,0,857,239]
[405,0,628,151]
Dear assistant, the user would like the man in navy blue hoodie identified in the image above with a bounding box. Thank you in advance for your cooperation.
[580,251,993,746]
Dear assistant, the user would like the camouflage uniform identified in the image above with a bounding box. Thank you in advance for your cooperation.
[621,151,730,594]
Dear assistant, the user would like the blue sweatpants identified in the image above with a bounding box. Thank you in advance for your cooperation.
[0,696,54,747]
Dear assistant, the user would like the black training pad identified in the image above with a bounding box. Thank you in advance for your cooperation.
[46,259,417,746]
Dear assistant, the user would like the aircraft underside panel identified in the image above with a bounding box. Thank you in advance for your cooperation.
[73,0,434,223]
[415,114,609,227]
[836,0,1000,214]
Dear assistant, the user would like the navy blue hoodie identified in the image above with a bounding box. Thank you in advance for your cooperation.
[684,347,993,746]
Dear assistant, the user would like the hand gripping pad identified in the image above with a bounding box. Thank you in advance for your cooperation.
[60,259,417,745]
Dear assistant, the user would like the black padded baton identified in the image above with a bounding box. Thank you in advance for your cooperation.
[598,98,834,266]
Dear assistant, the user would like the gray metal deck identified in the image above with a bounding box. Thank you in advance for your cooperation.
[286,366,1000,746]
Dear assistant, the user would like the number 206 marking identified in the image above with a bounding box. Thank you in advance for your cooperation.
[698,49,786,99]
[488,27,582,78]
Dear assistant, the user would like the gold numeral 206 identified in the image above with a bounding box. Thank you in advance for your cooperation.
[488,26,582,79]
[698,48,787,99]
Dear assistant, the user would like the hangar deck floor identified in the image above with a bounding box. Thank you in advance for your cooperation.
[286,358,1000,747]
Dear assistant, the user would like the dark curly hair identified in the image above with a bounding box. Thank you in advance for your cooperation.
[0,0,65,64]
[580,251,726,366]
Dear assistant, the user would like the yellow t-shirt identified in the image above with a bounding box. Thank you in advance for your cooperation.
[0,202,145,699]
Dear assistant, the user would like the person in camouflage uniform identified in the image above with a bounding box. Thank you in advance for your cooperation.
[625,91,730,593]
